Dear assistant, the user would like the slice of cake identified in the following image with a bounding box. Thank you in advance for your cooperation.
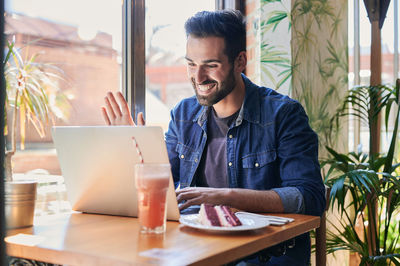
[198,204,242,227]
[198,203,221,226]
[214,205,242,227]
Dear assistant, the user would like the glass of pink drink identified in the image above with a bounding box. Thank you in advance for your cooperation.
[134,163,170,234]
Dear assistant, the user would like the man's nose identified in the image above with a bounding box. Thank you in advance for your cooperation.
[194,66,207,84]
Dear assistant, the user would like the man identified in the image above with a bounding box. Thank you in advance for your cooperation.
[102,10,325,265]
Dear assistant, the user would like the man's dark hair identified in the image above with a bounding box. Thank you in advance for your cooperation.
[184,10,246,63]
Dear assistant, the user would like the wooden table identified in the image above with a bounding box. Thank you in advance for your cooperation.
[6,212,320,266]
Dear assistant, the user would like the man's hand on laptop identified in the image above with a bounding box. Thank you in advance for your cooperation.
[101,91,145,126]
[176,187,229,211]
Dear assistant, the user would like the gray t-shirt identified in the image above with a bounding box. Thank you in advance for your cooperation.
[194,106,304,214]
[195,107,239,188]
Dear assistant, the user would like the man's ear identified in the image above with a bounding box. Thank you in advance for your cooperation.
[234,51,247,73]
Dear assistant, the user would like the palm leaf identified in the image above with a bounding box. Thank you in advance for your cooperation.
[385,98,396,131]
[266,11,288,31]
[4,40,15,67]
[11,46,24,70]
[370,156,388,171]
[261,0,281,3]
[326,146,354,166]
[326,219,366,255]
[363,254,400,265]
[276,68,292,88]
[260,44,291,89]
[384,80,400,174]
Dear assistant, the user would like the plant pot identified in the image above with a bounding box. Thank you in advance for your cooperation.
[5,180,37,229]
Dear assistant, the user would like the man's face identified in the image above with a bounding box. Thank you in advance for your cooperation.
[185,36,236,106]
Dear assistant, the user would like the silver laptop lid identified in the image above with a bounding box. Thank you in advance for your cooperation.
[51,126,180,221]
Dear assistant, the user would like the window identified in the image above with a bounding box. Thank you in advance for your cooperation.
[4,0,237,215]
[144,1,215,130]
[349,0,397,87]
[348,0,399,153]
[4,0,123,214]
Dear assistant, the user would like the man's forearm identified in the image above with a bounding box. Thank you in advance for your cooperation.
[176,187,285,212]
[225,188,284,213]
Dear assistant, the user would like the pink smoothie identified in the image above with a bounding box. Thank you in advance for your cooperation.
[136,176,169,229]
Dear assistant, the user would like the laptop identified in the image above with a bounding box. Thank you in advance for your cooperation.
[51,126,180,221]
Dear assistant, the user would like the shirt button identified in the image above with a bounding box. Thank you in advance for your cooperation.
[255,163,259,167]
[180,155,185,159]
[195,158,198,163]
[228,162,233,167]
[229,134,233,139]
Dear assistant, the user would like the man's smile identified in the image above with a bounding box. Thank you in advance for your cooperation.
[197,82,217,94]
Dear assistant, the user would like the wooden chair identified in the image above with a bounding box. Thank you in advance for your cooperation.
[315,185,331,266]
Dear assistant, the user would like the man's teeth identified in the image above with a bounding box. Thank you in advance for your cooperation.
[198,84,215,91]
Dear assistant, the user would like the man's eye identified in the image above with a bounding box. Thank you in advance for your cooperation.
[206,65,218,68]
[187,63,196,67]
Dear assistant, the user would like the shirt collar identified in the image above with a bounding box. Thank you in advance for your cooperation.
[239,73,261,125]
[195,106,209,127]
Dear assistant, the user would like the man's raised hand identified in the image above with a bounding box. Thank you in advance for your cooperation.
[101,91,145,126]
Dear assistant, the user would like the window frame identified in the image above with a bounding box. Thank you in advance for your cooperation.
[123,0,146,124]
[0,0,6,262]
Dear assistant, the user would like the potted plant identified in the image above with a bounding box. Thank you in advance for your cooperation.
[322,80,400,265]
[4,39,69,228]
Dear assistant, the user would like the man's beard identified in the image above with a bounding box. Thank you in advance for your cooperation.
[191,68,236,106]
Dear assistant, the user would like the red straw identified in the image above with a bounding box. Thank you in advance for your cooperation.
[132,136,144,163]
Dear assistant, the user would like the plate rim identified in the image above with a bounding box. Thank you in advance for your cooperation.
[179,213,270,232]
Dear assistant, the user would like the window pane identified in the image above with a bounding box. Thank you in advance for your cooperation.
[349,1,398,153]
[381,0,395,84]
[5,0,122,151]
[145,1,215,130]
[4,0,122,214]
[359,3,371,86]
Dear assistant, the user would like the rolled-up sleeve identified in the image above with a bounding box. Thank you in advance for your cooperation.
[272,187,305,213]
[276,101,326,217]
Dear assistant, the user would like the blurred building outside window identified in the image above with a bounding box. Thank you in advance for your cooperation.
[5,0,123,215]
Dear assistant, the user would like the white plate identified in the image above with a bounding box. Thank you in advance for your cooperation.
[179,213,270,232]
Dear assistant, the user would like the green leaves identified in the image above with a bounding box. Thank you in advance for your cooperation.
[261,0,281,3]
[323,79,400,260]
[384,80,400,174]
[259,0,292,90]
[266,11,289,31]
[260,44,292,90]
[333,83,399,162]
[3,40,15,68]
[324,146,400,259]
[362,254,400,266]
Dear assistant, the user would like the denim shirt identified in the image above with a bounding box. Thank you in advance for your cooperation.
[166,74,325,217]
[165,74,325,264]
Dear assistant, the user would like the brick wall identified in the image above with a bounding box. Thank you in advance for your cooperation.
[245,0,260,82]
